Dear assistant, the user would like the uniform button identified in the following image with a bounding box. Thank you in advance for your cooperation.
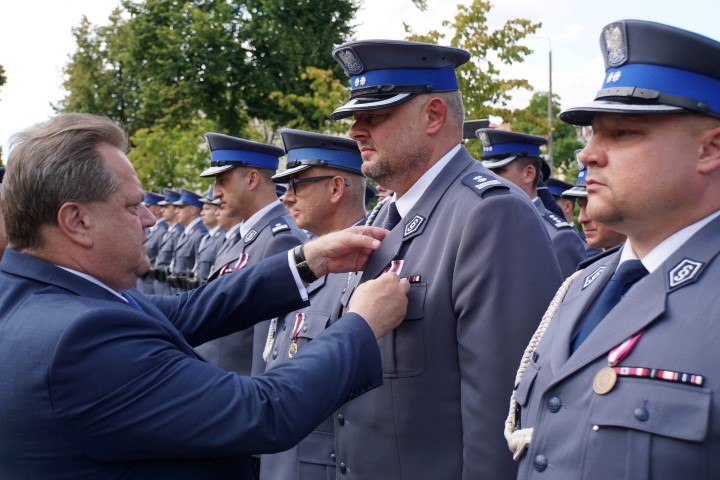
[330,452,336,460]
[533,454,548,472]
[634,407,649,421]
[282,324,287,331]
[337,414,346,426]
[272,350,278,360]
[302,325,308,332]
[546,396,562,413]
[339,463,348,474]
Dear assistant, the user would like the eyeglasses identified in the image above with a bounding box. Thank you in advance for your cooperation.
[287,176,349,194]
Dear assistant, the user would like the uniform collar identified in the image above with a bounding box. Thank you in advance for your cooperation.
[240,199,283,238]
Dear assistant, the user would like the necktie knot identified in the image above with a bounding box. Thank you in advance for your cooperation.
[571,260,648,353]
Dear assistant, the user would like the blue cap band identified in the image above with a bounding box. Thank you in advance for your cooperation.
[483,142,542,158]
[210,149,279,169]
[287,147,362,173]
[164,193,181,202]
[601,63,720,114]
[350,66,459,92]
[178,194,202,208]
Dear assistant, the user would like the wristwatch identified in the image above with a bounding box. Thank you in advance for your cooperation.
[293,244,318,283]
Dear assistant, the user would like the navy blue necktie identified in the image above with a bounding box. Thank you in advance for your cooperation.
[121,291,144,312]
[384,202,402,231]
[571,260,648,353]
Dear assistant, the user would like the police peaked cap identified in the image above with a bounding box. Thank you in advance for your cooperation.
[561,20,720,125]
[172,188,203,209]
[157,188,181,206]
[142,191,165,206]
[477,129,551,181]
[200,132,284,177]
[462,119,490,140]
[272,129,363,182]
[330,39,471,120]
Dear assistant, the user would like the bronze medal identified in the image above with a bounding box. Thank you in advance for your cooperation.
[593,366,617,395]
[288,340,298,358]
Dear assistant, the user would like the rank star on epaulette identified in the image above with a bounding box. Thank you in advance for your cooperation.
[271,222,289,234]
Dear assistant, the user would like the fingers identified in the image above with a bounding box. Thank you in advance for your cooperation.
[346,225,389,242]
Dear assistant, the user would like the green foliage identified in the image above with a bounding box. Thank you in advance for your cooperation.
[269,67,351,134]
[128,116,219,192]
[404,0,540,121]
[510,91,584,178]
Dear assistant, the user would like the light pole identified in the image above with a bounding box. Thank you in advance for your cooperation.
[528,36,553,171]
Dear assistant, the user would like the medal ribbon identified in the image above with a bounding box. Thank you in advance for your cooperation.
[607,330,704,387]
[291,312,305,341]
[384,260,404,275]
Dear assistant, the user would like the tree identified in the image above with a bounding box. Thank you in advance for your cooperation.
[510,91,584,179]
[404,0,540,121]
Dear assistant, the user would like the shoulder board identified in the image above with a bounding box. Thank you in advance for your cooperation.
[461,172,509,198]
[576,244,621,270]
[270,216,292,236]
[541,211,573,230]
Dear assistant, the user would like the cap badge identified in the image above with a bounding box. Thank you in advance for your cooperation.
[479,131,491,148]
[336,48,364,75]
[604,24,627,67]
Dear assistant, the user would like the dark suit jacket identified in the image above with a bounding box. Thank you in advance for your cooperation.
[0,248,382,479]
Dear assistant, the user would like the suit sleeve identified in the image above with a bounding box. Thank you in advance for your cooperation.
[48,306,382,460]
[148,252,305,346]
[454,194,564,479]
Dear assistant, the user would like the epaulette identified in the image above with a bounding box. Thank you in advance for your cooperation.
[269,216,292,236]
[461,172,509,198]
[541,211,574,230]
[576,244,621,270]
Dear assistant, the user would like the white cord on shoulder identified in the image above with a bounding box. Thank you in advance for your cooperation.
[504,270,582,460]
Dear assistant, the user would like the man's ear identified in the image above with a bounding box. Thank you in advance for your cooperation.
[57,202,94,248]
[329,176,346,204]
[425,97,447,135]
[246,169,261,190]
[697,125,720,174]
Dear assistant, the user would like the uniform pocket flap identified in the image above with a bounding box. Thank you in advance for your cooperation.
[297,430,336,466]
[589,379,711,442]
[298,312,331,340]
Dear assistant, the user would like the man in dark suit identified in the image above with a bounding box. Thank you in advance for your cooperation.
[507,20,720,480]
[0,112,410,480]
[260,128,368,480]
[196,133,307,376]
[330,40,564,479]
[479,129,588,277]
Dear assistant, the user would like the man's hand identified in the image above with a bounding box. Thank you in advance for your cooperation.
[348,273,410,339]
[303,226,388,277]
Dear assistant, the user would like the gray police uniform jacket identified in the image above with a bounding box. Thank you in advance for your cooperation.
[259,271,349,480]
[194,227,225,283]
[153,223,184,295]
[195,203,306,376]
[336,148,564,480]
[515,215,720,480]
[533,197,588,278]
[137,218,168,294]
[171,221,208,276]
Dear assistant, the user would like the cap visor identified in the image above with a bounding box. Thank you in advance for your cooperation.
[271,164,312,182]
[481,156,517,170]
[331,93,415,120]
[561,186,587,198]
[560,100,685,126]
[200,164,236,177]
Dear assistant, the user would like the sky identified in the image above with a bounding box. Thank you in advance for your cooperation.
[0,0,718,159]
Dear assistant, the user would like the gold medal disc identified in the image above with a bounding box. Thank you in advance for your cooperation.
[288,341,298,358]
[593,366,617,395]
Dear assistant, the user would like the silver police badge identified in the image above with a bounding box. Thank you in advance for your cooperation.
[336,48,364,75]
[604,23,627,67]
[244,229,258,244]
[404,215,425,238]
[479,131,491,149]
[668,258,704,290]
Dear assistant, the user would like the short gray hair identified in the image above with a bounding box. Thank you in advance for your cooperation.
[2,113,128,250]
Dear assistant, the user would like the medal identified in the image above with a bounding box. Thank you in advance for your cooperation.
[287,313,305,359]
[593,366,617,395]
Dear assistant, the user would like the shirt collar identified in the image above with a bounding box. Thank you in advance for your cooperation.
[56,266,124,301]
[619,210,720,272]
[394,144,461,218]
